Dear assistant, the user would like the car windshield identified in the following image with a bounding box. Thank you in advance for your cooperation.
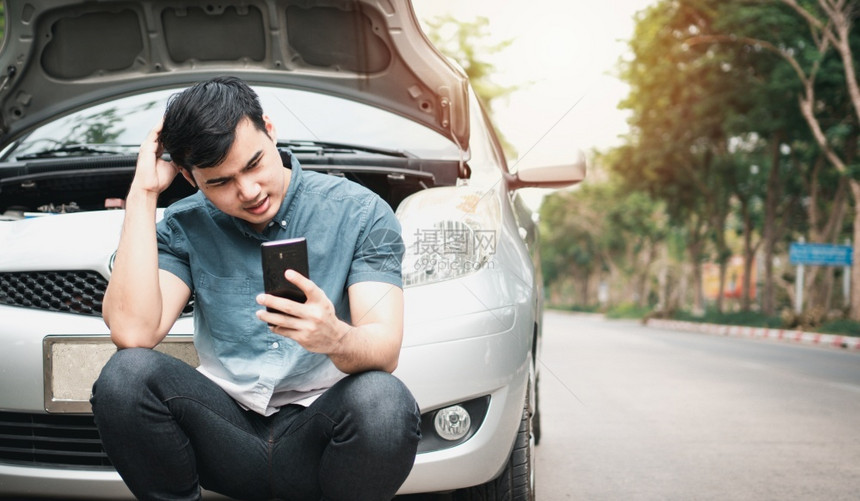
[1,86,461,161]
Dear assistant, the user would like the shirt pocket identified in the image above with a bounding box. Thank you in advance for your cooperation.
[195,271,255,342]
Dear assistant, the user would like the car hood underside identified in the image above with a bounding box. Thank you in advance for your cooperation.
[0,0,469,149]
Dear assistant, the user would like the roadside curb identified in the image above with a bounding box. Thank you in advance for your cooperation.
[645,318,860,351]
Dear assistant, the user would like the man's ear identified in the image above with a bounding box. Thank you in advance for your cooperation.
[180,168,198,189]
[263,114,277,142]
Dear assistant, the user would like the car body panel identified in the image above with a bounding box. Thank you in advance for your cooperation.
[0,210,123,273]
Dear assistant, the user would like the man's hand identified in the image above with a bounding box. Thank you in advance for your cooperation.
[256,270,348,354]
[131,121,181,195]
[255,271,404,373]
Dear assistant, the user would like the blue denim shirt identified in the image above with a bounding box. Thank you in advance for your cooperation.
[156,154,403,415]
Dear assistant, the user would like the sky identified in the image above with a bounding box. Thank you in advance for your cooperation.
[412,0,656,172]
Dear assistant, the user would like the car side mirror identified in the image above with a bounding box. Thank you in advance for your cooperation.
[504,156,586,190]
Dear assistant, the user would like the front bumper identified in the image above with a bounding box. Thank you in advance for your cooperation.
[395,307,531,494]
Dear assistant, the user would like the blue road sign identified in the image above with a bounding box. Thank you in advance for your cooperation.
[789,243,853,266]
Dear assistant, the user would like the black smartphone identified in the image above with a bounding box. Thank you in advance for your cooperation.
[261,237,309,309]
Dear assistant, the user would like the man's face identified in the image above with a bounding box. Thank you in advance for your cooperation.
[182,116,287,232]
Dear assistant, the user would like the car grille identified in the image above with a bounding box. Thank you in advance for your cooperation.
[0,270,106,316]
[0,411,113,469]
[0,270,194,316]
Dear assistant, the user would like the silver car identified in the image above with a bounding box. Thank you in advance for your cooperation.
[0,0,584,499]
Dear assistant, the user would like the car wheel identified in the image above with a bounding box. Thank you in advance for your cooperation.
[453,392,535,501]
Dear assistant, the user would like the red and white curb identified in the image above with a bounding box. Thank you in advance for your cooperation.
[646,319,860,351]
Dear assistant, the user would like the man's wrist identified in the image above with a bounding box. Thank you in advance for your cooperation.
[326,319,356,362]
[126,184,161,206]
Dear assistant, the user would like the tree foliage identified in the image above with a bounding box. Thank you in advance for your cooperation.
[540,160,668,309]
[543,0,859,324]
[422,15,519,156]
[423,15,518,115]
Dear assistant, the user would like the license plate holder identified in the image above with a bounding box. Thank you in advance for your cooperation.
[43,336,198,413]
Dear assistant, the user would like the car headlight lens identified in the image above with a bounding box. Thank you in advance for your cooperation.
[434,405,472,441]
[396,186,501,287]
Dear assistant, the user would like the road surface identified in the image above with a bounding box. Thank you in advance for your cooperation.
[535,311,860,500]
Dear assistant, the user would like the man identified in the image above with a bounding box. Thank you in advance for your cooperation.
[91,76,420,501]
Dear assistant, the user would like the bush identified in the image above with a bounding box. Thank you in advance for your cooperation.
[672,309,783,328]
[547,304,859,337]
[605,303,651,319]
[817,319,860,336]
[671,309,857,337]
[546,303,600,313]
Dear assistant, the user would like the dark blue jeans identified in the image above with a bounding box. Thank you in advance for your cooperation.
[91,348,420,501]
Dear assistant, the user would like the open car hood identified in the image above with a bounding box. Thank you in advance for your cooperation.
[0,0,469,150]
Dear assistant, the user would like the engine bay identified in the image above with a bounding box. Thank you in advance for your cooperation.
[0,150,463,220]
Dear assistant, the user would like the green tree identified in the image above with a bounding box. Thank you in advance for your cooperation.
[613,0,856,319]
[773,0,860,319]
[423,15,519,156]
[698,0,814,314]
[540,159,667,310]
[685,0,859,317]
[540,187,604,306]
[616,0,758,313]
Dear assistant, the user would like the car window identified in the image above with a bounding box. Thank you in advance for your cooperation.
[2,85,461,161]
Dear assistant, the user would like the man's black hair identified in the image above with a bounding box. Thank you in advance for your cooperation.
[159,76,267,171]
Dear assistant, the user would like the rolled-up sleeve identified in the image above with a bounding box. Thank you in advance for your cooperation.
[156,215,193,290]
[348,198,404,288]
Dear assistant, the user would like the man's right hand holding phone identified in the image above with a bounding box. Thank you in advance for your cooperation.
[255,270,350,357]
[255,270,404,375]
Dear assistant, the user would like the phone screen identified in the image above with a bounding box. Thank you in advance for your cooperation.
[261,237,309,306]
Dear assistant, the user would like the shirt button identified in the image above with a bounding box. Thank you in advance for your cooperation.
[280,221,287,227]
[271,342,279,349]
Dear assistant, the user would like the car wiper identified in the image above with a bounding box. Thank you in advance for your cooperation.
[277,140,411,158]
[15,144,134,160]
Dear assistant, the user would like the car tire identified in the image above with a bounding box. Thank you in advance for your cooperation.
[452,392,535,501]
[533,372,542,446]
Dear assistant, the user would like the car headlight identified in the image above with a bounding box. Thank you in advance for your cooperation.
[396,186,501,287]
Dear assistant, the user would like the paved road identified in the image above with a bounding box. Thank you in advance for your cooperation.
[535,311,860,501]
